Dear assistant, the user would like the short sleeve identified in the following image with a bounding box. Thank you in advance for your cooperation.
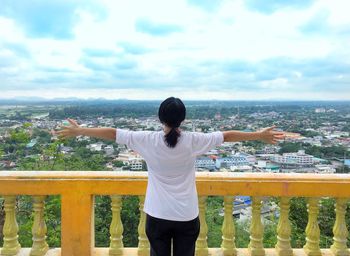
[115,129,151,154]
[191,131,224,156]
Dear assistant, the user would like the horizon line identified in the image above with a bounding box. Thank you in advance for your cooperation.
[1,97,350,102]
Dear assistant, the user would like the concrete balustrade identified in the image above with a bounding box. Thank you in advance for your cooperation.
[0,171,350,256]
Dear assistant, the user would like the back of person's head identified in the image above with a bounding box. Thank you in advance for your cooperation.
[158,97,186,148]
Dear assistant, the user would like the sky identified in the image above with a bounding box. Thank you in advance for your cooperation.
[0,0,349,100]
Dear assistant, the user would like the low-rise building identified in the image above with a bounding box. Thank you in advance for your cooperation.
[271,150,314,167]
[195,157,215,170]
[104,145,115,157]
[116,151,144,171]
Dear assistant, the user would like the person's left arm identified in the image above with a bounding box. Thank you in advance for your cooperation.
[222,126,285,144]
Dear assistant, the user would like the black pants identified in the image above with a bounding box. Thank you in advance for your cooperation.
[145,214,200,256]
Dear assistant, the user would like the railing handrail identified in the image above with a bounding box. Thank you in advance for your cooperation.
[1,171,350,197]
[1,170,350,180]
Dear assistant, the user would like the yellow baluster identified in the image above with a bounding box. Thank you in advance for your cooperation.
[30,196,49,256]
[1,196,21,256]
[248,197,265,256]
[221,196,237,256]
[330,198,349,256]
[275,197,293,256]
[137,196,150,256]
[303,197,321,256]
[196,196,208,256]
[109,195,124,256]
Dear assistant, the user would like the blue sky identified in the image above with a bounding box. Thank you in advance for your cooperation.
[0,0,349,100]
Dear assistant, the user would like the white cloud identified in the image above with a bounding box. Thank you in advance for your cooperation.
[0,0,349,100]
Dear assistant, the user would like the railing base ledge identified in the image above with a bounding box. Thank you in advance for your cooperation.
[1,248,340,256]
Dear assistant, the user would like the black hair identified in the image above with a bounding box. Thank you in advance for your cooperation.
[158,97,186,148]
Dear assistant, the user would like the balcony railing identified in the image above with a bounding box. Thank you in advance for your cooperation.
[0,171,350,256]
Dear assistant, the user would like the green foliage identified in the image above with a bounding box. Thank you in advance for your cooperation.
[0,198,4,246]
[23,122,33,129]
[113,160,124,167]
[95,196,112,247]
[289,197,307,248]
[15,195,61,247]
[10,129,31,145]
[263,215,278,247]
[206,197,224,247]
[0,147,4,158]
[278,142,303,154]
[318,198,335,248]
[17,196,33,247]
[120,196,140,246]
[305,145,348,159]
[44,196,61,247]
[32,128,51,144]
[337,165,350,173]
[94,195,140,247]
[235,220,250,247]
[242,140,265,149]
[298,129,320,137]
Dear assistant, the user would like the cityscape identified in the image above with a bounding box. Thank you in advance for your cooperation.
[0,99,349,234]
[1,100,349,174]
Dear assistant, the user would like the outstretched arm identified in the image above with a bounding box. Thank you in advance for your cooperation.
[222,126,285,144]
[56,119,116,141]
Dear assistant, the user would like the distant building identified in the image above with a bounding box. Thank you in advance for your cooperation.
[229,165,253,172]
[116,151,144,171]
[271,150,314,167]
[284,132,303,141]
[0,161,16,169]
[315,165,336,173]
[87,142,104,152]
[254,161,280,173]
[195,157,215,170]
[345,160,350,167]
[128,160,143,170]
[329,131,349,138]
[214,113,222,120]
[60,146,74,154]
[216,155,250,169]
[256,146,280,154]
[104,145,115,157]
[327,108,337,113]
[315,108,326,113]
[26,139,37,149]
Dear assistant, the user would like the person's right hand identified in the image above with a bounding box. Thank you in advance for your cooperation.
[56,118,81,139]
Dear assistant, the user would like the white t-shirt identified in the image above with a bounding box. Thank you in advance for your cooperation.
[116,129,224,221]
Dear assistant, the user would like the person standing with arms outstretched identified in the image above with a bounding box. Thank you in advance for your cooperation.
[57,97,284,256]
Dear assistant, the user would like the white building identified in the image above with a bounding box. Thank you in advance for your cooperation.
[104,145,115,157]
[116,151,144,171]
[315,108,326,113]
[195,157,215,170]
[216,155,251,169]
[315,165,336,173]
[87,142,104,152]
[271,150,313,166]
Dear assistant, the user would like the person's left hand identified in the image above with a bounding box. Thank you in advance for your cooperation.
[259,126,285,144]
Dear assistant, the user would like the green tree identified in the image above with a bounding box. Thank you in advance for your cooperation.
[113,160,124,168]
[278,142,303,154]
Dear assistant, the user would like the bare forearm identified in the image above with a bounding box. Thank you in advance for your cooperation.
[78,127,116,141]
[223,130,262,142]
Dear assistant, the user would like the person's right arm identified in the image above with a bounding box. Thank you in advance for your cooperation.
[56,119,116,141]
[222,126,285,144]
